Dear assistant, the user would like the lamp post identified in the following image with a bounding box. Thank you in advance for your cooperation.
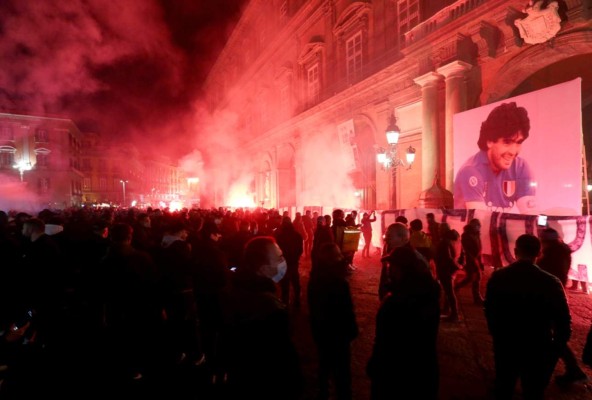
[13,160,32,182]
[120,180,128,206]
[376,113,416,209]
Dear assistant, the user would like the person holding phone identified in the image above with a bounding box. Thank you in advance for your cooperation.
[454,102,537,214]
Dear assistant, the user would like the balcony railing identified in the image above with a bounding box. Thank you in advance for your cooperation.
[404,0,488,47]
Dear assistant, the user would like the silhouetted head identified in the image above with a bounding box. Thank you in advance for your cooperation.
[515,234,541,260]
[540,227,560,242]
[410,219,423,232]
[383,222,409,250]
[395,215,408,226]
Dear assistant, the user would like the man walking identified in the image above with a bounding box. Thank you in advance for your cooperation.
[484,234,571,400]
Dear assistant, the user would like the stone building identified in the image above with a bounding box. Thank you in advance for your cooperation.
[80,132,182,208]
[203,0,592,211]
[0,115,183,210]
[0,112,84,209]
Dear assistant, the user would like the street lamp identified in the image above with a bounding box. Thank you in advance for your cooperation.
[13,160,32,182]
[376,113,416,209]
[120,180,128,206]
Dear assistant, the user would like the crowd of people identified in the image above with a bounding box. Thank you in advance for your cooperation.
[0,205,591,399]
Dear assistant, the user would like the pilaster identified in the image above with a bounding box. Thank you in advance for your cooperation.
[436,60,473,192]
[413,71,443,190]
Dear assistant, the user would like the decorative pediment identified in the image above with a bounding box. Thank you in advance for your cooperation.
[0,145,16,152]
[34,147,51,154]
[297,41,326,66]
[333,2,371,38]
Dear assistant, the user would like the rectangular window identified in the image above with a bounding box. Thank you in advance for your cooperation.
[82,158,91,171]
[346,32,363,83]
[280,1,288,19]
[99,177,107,190]
[398,0,420,36]
[0,151,14,167]
[35,129,48,143]
[83,178,91,190]
[0,126,14,140]
[38,178,50,194]
[307,64,320,105]
[36,153,48,167]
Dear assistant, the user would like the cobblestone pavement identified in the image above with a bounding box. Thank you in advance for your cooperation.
[292,249,592,400]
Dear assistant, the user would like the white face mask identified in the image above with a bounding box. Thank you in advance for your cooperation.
[272,260,287,283]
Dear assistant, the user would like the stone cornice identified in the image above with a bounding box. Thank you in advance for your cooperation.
[413,71,443,88]
[485,28,592,102]
[436,60,473,79]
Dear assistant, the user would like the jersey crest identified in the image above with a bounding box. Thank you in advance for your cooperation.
[503,180,516,198]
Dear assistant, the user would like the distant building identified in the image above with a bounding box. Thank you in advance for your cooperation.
[204,0,592,210]
[0,114,184,210]
[80,133,182,208]
[0,112,84,208]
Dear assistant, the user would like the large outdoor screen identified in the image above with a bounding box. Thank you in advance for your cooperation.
[453,78,583,215]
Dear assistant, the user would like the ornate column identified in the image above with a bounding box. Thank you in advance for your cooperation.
[436,60,472,192]
[413,72,443,190]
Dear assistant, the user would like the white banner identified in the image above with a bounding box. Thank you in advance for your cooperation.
[377,208,591,283]
[337,119,357,171]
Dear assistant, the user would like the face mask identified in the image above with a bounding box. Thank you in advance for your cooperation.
[271,260,287,283]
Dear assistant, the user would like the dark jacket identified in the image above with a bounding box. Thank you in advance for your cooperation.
[274,225,304,266]
[485,260,571,350]
[461,224,482,271]
[537,240,572,286]
[308,258,358,344]
[223,271,303,400]
[368,267,440,399]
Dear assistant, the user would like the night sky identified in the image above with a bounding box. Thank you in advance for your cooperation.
[0,0,246,159]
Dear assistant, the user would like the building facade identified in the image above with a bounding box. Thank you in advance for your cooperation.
[80,133,182,208]
[204,0,592,211]
[0,113,84,209]
[0,114,185,211]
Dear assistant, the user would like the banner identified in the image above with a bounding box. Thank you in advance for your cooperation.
[377,208,592,284]
[337,119,357,171]
[453,79,582,215]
